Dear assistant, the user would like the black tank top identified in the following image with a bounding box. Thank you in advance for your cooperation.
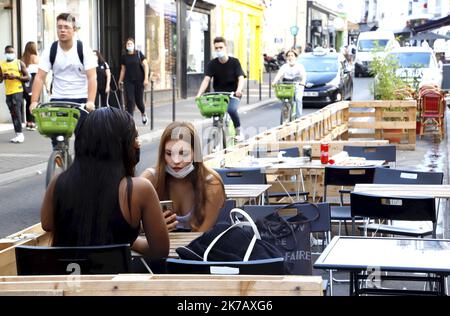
[111,177,140,244]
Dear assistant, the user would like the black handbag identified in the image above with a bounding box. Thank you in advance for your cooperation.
[256,203,319,275]
[176,209,283,263]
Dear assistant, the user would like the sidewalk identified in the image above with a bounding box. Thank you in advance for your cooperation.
[0,77,276,185]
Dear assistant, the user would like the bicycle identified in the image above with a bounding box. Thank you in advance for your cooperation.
[196,92,237,154]
[273,82,304,124]
[32,101,83,187]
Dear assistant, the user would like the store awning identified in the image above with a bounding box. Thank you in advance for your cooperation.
[412,15,450,33]
[409,31,450,41]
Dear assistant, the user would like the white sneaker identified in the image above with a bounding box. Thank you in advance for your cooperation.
[10,135,18,143]
[141,113,148,125]
[235,133,245,142]
[15,133,24,143]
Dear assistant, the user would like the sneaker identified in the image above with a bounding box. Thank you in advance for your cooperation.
[15,133,25,143]
[10,135,18,143]
[141,113,148,125]
[29,123,37,131]
[235,133,245,142]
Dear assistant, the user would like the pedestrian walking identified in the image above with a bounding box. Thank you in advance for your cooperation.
[0,45,30,143]
[30,13,97,113]
[118,38,149,124]
[93,50,111,108]
[196,36,245,141]
[21,41,39,130]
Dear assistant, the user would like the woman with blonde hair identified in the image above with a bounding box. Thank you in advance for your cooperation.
[141,121,226,232]
[21,41,39,130]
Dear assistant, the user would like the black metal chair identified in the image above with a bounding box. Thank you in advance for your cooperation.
[373,167,443,185]
[215,199,237,225]
[214,167,266,185]
[15,244,132,275]
[323,166,377,236]
[350,192,437,238]
[343,145,396,166]
[166,257,285,275]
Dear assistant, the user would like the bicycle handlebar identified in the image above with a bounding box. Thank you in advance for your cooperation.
[200,91,239,100]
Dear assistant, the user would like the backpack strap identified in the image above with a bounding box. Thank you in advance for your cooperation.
[50,41,58,67]
[77,40,84,65]
[50,40,84,68]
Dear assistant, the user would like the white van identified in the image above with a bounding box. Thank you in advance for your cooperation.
[354,31,397,77]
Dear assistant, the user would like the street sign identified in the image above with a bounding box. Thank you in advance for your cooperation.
[290,26,299,36]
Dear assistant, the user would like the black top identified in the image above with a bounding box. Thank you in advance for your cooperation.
[110,200,140,245]
[205,57,245,92]
[96,61,110,90]
[120,50,146,82]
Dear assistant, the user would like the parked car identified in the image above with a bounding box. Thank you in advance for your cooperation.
[298,49,353,107]
[387,46,443,89]
[354,30,397,77]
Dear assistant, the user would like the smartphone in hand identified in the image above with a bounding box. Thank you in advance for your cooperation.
[160,200,173,212]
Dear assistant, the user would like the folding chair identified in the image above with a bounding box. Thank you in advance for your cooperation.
[215,199,237,225]
[373,167,443,185]
[343,145,396,166]
[15,244,132,275]
[350,192,436,238]
[214,167,266,185]
[323,166,377,236]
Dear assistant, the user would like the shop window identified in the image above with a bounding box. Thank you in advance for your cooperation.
[187,11,208,74]
[145,0,177,90]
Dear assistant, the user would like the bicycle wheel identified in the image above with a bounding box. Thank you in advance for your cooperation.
[280,101,292,124]
[45,150,66,187]
[207,126,225,154]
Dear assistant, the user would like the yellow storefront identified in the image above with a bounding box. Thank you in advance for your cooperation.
[215,0,264,81]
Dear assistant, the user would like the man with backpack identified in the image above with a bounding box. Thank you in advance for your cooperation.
[30,13,97,113]
[0,45,30,143]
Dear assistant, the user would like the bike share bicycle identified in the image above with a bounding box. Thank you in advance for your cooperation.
[273,81,305,124]
[196,92,239,154]
[32,101,85,187]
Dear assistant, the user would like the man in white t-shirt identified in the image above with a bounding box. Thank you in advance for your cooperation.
[30,13,97,112]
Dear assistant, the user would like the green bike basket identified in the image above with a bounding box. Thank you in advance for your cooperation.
[33,107,80,138]
[274,84,295,99]
[196,94,229,118]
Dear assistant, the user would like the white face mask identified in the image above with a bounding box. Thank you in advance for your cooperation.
[126,45,135,52]
[5,53,15,61]
[166,163,195,179]
[215,51,226,59]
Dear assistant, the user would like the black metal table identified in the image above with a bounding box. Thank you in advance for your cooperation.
[314,236,450,296]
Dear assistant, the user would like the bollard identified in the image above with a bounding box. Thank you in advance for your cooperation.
[247,68,250,105]
[268,69,272,98]
[259,69,262,101]
[172,75,176,122]
[150,80,154,130]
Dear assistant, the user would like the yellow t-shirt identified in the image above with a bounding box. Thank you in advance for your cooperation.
[1,60,23,95]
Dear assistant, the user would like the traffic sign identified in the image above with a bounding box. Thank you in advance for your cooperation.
[290,26,299,36]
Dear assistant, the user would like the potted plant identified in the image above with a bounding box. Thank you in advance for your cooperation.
[369,54,413,143]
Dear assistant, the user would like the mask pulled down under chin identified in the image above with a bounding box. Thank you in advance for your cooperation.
[165,164,195,179]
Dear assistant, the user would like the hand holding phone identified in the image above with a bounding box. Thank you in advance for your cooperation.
[160,200,178,231]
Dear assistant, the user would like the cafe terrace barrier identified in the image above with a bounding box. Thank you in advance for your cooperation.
[0,225,323,296]
[203,100,417,203]
[0,274,323,296]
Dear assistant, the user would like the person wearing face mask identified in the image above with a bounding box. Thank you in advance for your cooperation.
[196,37,245,141]
[93,50,111,108]
[40,107,169,265]
[118,38,149,125]
[141,121,226,232]
[271,49,307,118]
[0,45,30,143]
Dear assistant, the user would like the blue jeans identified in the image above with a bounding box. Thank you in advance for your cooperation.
[227,96,241,128]
[294,85,303,118]
[6,92,23,133]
